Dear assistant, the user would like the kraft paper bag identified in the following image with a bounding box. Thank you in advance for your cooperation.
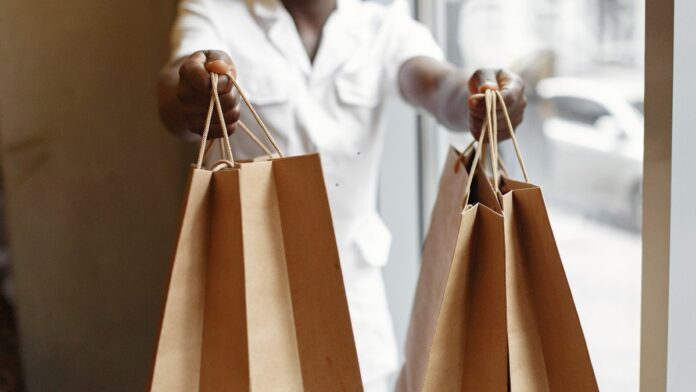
[398,90,597,392]
[500,176,597,392]
[396,142,508,392]
[148,74,363,392]
[483,89,597,392]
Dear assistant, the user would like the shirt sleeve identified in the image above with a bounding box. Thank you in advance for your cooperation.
[382,3,445,99]
[170,0,227,61]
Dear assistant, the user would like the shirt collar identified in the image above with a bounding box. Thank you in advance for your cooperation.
[248,0,360,22]
[247,0,367,80]
[247,0,282,20]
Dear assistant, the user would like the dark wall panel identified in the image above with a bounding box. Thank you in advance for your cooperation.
[0,1,190,390]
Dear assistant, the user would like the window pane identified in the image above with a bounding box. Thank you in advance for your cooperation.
[549,96,611,126]
[421,1,644,390]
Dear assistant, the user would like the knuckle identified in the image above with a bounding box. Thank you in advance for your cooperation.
[180,63,208,91]
[226,105,241,121]
[217,78,233,94]
[220,91,238,108]
[472,69,485,79]
[179,59,196,78]
[186,121,204,135]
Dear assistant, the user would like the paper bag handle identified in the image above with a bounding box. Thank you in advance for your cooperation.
[494,90,529,182]
[460,139,511,178]
[463,90,496,207]
[226,71,284,158]
[463,89,530,207]
[196,73,285,169]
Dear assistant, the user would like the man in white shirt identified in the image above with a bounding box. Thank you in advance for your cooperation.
[157,0,527,390]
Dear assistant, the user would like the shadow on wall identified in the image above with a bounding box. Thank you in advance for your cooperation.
[0,1,193,391]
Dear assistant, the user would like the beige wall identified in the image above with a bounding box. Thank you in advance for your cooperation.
[0,1,192,391]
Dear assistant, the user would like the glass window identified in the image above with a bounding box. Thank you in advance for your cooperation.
[418,1,644,390]
[631,100,644,114]
[549,96,611,126]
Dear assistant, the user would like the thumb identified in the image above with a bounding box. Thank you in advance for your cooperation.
[201,51,236,93]
[468,69,499,94]
[202,50,236,78]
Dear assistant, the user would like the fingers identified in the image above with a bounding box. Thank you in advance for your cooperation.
[468,94,526,127]
[185,100,241,136]
[467,68,527,139]
[467,70,523,111]
[186,104,241,126]
[469,106,525,130]
[497,69,526,108]
[191,123,239,140]
[179,52,208,92]
[469,114,523,137]
[468,68,499,94]
[467,93,488,120]
[179,89,239,114]
[206,59,234,76]
[178,52,235,96]
[177,50,240,136]
[467,68,501,120]
[469,111,524,141]
[185,106,240,139]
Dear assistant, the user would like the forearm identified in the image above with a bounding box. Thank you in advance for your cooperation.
[399,57,527,139]
[157,57,198,141]
[398,56,470,131]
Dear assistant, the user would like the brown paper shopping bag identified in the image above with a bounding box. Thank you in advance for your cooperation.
[500,176,598,392]
[398,90,598,392]
[487,92,598,392]
[148,74,363,392]
[396,115,508,391]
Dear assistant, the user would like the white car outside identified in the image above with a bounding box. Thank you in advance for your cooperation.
[537,76,644,228]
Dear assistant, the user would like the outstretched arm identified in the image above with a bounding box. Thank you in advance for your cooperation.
[398,56,527,139]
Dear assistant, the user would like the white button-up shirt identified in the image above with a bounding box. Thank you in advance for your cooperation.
[171,0,443,383]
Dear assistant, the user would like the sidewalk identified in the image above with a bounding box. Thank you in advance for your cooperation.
[549,207,641,392]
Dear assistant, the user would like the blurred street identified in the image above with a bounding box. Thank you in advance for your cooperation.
[550,206,641,392]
